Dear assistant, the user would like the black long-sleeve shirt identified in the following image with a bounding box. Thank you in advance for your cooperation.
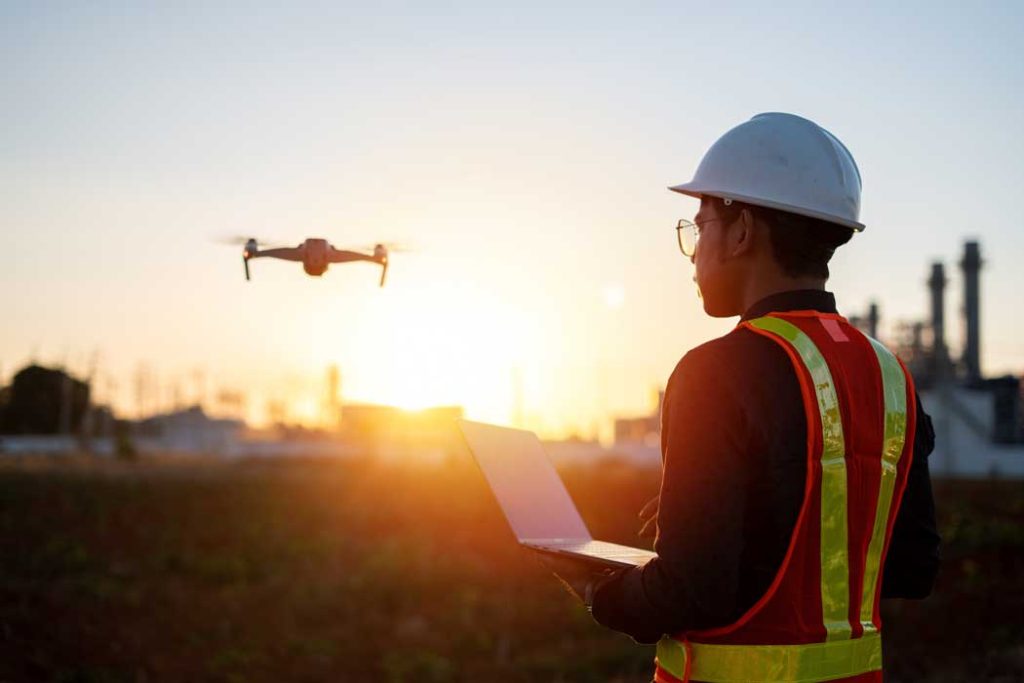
[591,289,941,644]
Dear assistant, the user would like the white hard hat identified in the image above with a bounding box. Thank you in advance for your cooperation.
[670,113,865,232]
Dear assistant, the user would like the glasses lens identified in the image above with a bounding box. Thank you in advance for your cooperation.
[677,219,697,256]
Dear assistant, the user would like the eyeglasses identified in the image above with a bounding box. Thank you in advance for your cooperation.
[676,218,720,257]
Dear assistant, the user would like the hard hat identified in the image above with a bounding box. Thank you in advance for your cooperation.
[669,113,865,231]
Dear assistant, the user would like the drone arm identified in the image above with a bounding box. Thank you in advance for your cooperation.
[253,247,304,262]
[327,248,374,264]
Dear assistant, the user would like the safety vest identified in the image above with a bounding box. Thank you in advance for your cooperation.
[654,311,917,683]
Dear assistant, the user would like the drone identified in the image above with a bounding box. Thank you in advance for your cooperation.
[237,238,393,287]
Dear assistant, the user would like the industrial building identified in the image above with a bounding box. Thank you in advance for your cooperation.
[886,241,1024,477]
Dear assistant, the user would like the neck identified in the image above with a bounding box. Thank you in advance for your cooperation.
[737,271,826,316]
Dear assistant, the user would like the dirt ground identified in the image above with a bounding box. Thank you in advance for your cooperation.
[0,454,1020,682]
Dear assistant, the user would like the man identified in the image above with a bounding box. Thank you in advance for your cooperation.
[545,113,940,682]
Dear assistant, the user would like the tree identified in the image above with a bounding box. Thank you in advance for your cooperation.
[0,365,90,435]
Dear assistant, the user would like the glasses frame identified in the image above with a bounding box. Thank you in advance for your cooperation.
[676,218,720,258]
[676,219,696,257]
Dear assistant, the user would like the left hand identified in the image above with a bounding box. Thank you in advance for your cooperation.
[530,550,613,605]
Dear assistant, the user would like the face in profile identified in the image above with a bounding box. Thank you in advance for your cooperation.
[691,198,740,318]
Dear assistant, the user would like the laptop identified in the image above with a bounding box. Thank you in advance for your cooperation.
[458,420,657,569]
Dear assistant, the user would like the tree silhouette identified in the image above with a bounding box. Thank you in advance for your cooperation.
[0,365,89,435]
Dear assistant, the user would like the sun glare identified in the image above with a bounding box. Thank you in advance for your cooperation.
[603,283,625,309]
[328,280,540,425]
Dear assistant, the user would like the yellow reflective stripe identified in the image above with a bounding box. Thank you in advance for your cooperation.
[859,338,908,633]
[656,635,688,680]
[656,632,882,683]
[749,317,850,640]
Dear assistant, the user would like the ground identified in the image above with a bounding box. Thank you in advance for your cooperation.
[0,454,1020,682]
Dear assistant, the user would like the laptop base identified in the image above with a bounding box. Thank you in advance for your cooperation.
[524,540,656,569]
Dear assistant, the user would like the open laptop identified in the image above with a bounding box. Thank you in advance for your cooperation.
[458,420,657,569]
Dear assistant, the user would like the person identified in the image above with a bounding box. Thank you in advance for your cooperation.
[542,113,940,683]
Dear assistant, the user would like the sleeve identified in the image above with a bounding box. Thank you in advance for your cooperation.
[881,391,941,599]
[591,346,750,643]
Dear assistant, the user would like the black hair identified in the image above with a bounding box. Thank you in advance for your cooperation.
[713,197,854,280]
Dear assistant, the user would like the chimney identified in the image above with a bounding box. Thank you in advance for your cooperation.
[928,262,948,374]
[867,302,879,340]
[960,241,983,384]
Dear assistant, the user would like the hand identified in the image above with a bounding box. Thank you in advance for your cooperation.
[638,495,659,539]
[530,550,611,605]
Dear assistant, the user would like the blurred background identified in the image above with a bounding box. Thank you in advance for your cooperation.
[1,2,1022,681]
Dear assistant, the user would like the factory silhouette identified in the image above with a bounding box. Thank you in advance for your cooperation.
[889,240,1024,475]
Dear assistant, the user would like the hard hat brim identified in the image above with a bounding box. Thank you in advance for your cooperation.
[668,183,865,232]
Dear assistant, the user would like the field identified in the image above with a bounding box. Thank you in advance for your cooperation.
[0,452,1021,682]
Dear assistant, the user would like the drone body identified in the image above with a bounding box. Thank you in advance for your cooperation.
[241,238,390,286]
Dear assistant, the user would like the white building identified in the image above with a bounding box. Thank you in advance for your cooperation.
[921,386,1024,479]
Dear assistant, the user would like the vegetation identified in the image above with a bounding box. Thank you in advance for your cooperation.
[0,366,90,435]
[0,455,1020,681]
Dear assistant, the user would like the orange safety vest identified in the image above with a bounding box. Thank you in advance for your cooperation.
[654,311,917,683]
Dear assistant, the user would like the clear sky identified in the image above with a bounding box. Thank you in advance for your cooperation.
[3,2,1023,438]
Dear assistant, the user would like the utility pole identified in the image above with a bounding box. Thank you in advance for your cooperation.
[80,350,100,450]
[325,364,342,428]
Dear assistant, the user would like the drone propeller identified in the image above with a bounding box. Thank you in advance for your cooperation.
[356,242,415,253]
[213,235,291,249]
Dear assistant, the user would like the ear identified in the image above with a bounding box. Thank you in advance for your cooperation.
[727,208,757,257]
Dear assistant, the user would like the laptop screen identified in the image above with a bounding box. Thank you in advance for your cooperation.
[458,420,592,543]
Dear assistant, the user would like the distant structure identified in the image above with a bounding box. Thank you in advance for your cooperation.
[324,364,342,427]
[608,389,664,465]
[892,240,1024,477]
[928,261,951,381]
[133,405,244,455]
[848,301,880,339]
[903,241,993,391]
[614,389,663,447]
[961,241,983,385]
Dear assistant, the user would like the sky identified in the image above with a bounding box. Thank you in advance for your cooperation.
[2,2,1023,439]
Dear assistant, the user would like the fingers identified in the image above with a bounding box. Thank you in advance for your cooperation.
[553,573,584,601]
[638,516,657,539]
[638,495,660,520]
[638,494,659,538]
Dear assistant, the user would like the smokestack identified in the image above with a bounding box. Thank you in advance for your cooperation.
[928,262,948,373]
[960,241,983,383]
[868,302,879,340]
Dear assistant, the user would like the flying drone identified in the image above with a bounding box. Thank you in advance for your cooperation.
[234,238,396,287]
